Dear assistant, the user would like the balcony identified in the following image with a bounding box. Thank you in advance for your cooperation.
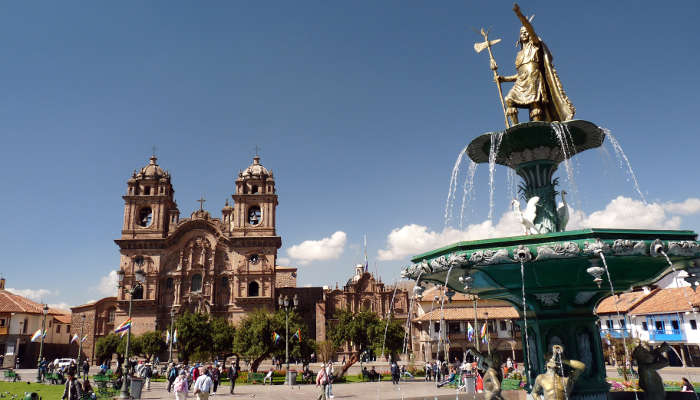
[600,329,631,339]
[0,327,8,335]
[649,328,683,342]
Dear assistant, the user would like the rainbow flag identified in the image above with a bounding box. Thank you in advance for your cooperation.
[173,329,178,343]
[71,334,80,344]
[291,328,301,343]
[81,335,88,343]
[467,323,474,342]
[165,330,170,344]
[30,329,44,342]
[480,322,487,340]
[272,331,281,344]
[115,318,132,334]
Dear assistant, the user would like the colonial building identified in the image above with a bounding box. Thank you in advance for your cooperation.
[0,278,72,368]
[75,154,297,362]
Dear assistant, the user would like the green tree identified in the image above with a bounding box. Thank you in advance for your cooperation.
[117,333,143,358]
[210,317,235,360]
[175,312,213,363]
[139,331,167,361]
[327,310,403,377]
[374,317,405,362]
[94,333,121,365]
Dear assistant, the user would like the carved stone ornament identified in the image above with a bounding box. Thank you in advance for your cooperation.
[429,255,450,272]
[650,239,665,257]
[512,245,533,262]
[574,291,597,305]
[534,292,560,306]
[583,239,611,255]
[534,241,580,261]
[470,248,512,265]
[402,260,432,280]
[586,265,605,288]
[667,241,700,257]
[611,239,647,256]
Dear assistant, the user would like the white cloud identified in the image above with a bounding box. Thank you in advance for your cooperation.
[48,303,72,312]
[6,288,54,302]
[96,270,118,297]
[287,231,347,265]
[277,257,291,265]
[662,198,700,215]
[378,196,700,261]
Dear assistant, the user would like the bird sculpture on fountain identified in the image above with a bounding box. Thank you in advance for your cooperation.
[511,196,540,235]
[557,190,569,231]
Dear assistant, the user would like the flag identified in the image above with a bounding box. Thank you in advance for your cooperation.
[71,334,79,344]
[467,323,474,342]
[120,330,128,338]
[81,335,88,343]
[31,329,44,343]
[291,328,301,343]
[115,318,132,334]
[173,329,178,344]
[364,234,369,273]
[165,330,170,344]
[272,331,281,344]
[480,323,487,340]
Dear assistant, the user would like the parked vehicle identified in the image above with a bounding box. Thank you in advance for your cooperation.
[53,358,76,369]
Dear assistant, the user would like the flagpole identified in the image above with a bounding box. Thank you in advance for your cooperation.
[473,300,479,353]
[77,314,85,376]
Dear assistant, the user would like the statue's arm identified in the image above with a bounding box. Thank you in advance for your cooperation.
[531,375,543,400]
[565,359,586,381]
[513,3,541,45]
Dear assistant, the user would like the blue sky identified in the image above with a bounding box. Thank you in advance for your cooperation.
[1,1,699,309]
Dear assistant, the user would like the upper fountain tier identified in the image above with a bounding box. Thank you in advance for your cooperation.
[466,120,604,169]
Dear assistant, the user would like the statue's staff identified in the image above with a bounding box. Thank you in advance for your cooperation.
[474,28,510,128]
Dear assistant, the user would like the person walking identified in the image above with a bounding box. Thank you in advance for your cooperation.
[227,360,239,395]
[315,365,328,400]
[390,361,400,384]
[192,367,213,400]
[81,360,89,380]
[173,370,189,400]
[61,373,82,400]
[143,363,153,390]
[211,365,219,394]
[167,363,178,393]
[325,361,334,399]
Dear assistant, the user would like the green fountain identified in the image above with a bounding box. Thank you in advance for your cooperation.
[402,5,700,400]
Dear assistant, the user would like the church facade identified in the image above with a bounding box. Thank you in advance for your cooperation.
[112,154,290,336]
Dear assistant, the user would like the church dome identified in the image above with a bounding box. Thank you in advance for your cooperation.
[240,156,272,179]
[136,156,168,179]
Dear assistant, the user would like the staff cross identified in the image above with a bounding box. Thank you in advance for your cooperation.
[197,196,206,211]
[254,145,261,157]
[152,145,157,157]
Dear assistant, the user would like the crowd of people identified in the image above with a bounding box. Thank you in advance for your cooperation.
[165,359,240,399]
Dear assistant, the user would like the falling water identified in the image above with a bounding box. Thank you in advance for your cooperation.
[488,132,504,221]
[444,145,469,227]
[403,272,423,355]
[596,252,636,387]
[436,265,455,379]
[381,280,401,361]
[506,167,516,206]
[551,122,580,205]
[555,350,570,400]
[459,161,479,229]
[520,261,533,387]
[601,128,647,203]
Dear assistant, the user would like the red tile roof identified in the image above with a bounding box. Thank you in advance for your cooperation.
[414,306,519,322]
[596,290,657,314]
[629,287,700,316]
[0,290,66,315]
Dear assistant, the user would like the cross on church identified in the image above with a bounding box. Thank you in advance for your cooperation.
[197,196,206,211]
[152,145,157,157]
[254,145,261,157]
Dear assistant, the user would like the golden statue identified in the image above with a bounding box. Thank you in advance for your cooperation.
[632,341,671,400]
[530,345,585,400]
[467,348,503,400]
[494,4,576,126]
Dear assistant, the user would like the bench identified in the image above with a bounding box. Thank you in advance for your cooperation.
[45,372,63,384]
[94,374,116,395]
[247,372,265,384]
[502,378,523,390]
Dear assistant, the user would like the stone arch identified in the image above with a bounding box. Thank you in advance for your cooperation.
[248,281,260,297]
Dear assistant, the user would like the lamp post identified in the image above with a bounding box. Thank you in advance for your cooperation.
[484,311,491,356]
[77,314,86,377]
[36,304,48,382]
[278,293,299,385]
[117,262,145,400]
[168,307,176,363]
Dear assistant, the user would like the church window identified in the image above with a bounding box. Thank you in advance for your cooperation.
[248,281,260,297]
[133,285,143,299]
[56,325,61,334]
[251,185,259,194]
[191,274,202,293]
[137,207,153,227]
[248,206,261,225]
[144,186,151,195]
[249,254,260,264]
[166,278,173,289]
[108,308,115,323]
[221,277,229,287]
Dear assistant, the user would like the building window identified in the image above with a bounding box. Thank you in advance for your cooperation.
[133,285,144,300]
[221,277,229,288]
[166,278,174,290]
[0,319,4,327]
[500,321,507,331]
[655,320,664,331]
[249,254,260,264]
[56,325,61,334]
[248,281,259,297]
[606,320,613,330]
[671,320,680,331]
[144,186,151,195]
[23,318,28,334]
[108,308,115,323]
[251,185,259,194]
[191,274,202,293]
[248,206,262,225]
[434,322,440,333]
[138,207,153,227]
[642,321,648,331]
[619,319,626,329]
[691,320,698,330]
[448,322,461,333]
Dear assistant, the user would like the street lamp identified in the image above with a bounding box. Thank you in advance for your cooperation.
[77,314,86,376]
[117,259,146,400]
[36,304,48,382]
[484,311,491,355]
[278,293,299,385]
[168,307,177,363]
